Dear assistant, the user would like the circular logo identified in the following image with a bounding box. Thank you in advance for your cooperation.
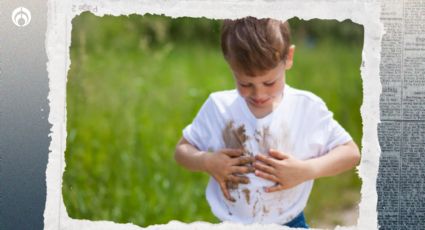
[12,7,31,27]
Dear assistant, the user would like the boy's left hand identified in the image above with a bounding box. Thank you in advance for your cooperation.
[253,149,311,192]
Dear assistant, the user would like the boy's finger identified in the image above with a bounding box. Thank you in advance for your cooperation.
[219,181,235,202]
[255,154,278,166]
[233,156,254,165]
[228,175,250,184]
[268,149,289,160]
[231,165,254,174]
[254,169,279,183]
[226,180,239,190]
[221,148,243,157]
[265,183,285,193]
[253,161,275,174]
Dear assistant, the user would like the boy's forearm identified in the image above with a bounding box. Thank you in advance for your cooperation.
[304,141,361,180]
[175,138,209,173]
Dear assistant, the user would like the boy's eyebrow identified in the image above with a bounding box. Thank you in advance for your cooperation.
[264,71,282,83]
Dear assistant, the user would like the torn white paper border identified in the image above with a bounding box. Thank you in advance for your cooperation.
[44,0,383,229]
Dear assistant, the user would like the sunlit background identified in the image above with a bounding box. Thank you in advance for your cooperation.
[63,13,363,228]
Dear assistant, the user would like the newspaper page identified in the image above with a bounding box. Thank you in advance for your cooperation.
[378,0,425,229]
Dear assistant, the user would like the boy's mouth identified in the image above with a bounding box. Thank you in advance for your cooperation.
[250,98,270,106]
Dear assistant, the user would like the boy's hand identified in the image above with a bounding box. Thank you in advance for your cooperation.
[203,149,254,202]
[253,149,311,192]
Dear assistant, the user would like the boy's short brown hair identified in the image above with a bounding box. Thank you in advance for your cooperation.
[221,17,291,76]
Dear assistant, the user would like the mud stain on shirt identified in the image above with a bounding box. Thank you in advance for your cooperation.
[262,205,270,214]
[278,207,284,215]
[222,121,249,153]
[257,126,277,155]
[220,120,294,220]
[242,188,250,205]
[252,198,259,218]
[255,122,293,155]
[222,121,252,190]
[223,200,232,216]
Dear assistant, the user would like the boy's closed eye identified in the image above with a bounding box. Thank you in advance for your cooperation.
[238,82,252,88]
[263,81,276,87]
[238,81,276,88]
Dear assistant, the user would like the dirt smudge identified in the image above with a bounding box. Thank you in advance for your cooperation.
[222,121,248,151]
[223,199,233,216]
[252,198,259,218]
[262,205,269,214]
[288,214,294,221]
[226,181,239,190]
[278,121,293,153]
[253,121,294,160]
[278,207,284,215]
[242,188,250,205]
[256,126,277,155]
[222,121,252,190]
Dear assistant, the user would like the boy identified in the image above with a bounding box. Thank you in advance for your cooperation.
[174,17,360,228]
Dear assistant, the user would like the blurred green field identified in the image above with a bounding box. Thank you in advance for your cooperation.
[63,13,363,228]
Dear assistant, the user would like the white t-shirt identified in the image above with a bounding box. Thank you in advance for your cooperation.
[183,85,352,224]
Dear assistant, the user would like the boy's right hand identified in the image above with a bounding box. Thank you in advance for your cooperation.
[202,149,254,202]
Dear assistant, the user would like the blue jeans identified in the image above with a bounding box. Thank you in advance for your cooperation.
[283,212,309,228]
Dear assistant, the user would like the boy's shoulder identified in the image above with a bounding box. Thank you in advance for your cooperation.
[205,89,240,113]
[209,89,239,103]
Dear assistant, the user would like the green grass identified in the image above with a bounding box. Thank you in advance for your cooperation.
[63,16,363,228]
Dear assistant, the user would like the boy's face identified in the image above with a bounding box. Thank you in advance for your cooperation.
[230,46,294,116]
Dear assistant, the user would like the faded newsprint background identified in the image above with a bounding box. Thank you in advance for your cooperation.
[377,0,425,229]
[31,0,420,230]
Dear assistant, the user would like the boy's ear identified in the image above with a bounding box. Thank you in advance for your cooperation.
[284,45,295,70]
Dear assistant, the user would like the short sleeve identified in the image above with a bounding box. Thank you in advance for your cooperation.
[307,100,352,157]
[183,96,223,151]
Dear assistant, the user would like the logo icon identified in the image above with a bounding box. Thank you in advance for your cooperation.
[12,7,31,27]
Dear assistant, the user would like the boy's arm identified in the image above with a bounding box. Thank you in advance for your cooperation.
[175,137,254,201]
[253,140,360,192]
[304,140,360,178]
[174,137,211,172]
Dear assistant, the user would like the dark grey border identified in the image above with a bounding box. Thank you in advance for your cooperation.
[0,1,49,230]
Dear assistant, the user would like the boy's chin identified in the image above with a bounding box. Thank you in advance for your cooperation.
[247,102,274,117]
[249,103,271,110]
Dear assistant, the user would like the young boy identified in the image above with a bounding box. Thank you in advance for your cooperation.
[174,17,360,228]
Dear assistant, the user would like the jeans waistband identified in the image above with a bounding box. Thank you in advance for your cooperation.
[284,211,309,228]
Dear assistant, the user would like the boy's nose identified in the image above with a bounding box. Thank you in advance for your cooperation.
[252,87,266,99]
